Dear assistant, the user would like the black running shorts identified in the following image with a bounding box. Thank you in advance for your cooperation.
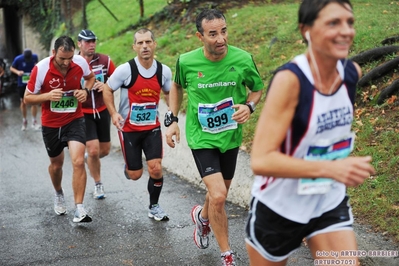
[120,127,163,171]
[191,147,239,179]
[18,86,26,99]
[42,117,86,158]
[245,195,353,262]
[84,108,111,142]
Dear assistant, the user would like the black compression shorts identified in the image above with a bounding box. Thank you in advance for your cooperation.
[191,147,239,179]
[120,127,163,171]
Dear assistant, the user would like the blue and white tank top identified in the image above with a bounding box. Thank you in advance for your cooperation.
[250,54,359,224]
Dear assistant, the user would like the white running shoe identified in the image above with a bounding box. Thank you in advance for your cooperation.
[21,121,27,131]
[93,184,106,199]
[54,192,67,215]
[32,122,41,131]
[73,205,92,223]
[221,251,236,266]
[148,204,169,221]
[191,205,211,249]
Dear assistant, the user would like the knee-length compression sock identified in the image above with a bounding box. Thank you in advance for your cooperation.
[148,176,163,208]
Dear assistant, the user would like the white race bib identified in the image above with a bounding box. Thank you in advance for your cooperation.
[298,132,355,195]
[198,97,237,134]
[50,90,78,113]
[129,102,157,126]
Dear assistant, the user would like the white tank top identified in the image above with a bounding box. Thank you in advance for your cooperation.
[251,54,358,223]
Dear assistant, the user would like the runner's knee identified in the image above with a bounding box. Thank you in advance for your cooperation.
[147,160,162,178]
[126,169,143,180]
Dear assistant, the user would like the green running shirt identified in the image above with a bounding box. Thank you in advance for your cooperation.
[175,45,264,152]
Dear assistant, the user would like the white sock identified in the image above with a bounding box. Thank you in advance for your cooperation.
[221,250,233,257]
[199,214,209,224]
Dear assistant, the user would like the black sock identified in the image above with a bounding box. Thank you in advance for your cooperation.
[148,176,163,208]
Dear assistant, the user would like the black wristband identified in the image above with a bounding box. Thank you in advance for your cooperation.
[82,87,90,96]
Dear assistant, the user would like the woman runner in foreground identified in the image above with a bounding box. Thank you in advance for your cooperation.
[245,0,375,265]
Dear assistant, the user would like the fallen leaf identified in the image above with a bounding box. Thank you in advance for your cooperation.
[387,95,397,105]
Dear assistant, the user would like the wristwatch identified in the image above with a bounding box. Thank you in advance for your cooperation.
[164,111,179,127]
[246,101,256,114]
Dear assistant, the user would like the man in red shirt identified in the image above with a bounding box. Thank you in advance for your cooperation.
[77,29,116,199]
[24,36,95,223]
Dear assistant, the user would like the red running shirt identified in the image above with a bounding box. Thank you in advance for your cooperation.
[26,55,92,128]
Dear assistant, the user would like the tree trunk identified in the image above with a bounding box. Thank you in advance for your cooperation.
[98,0,119,21]
[358,56,399,87]
[377,79,399,104]
[350,45,399,65]
[66,0,72,33]
[82,0,88,29]
[381,36,399,45]
[139,0,144,18]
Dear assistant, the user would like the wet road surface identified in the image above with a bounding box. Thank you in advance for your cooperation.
[0,89,257,266]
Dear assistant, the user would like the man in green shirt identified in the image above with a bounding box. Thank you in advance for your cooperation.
[165,8,263,266]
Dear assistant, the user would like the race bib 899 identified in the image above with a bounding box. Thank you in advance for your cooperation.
[198,97,237,134]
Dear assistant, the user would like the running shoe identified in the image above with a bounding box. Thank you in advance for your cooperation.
[73,205,92,223]
[93,184,106,199]
[54,192,67,215]
[32,122,41,131]
[191,205,211,249]
[148,204,169,221]
[221,251,236,266]
[21,121,27,131]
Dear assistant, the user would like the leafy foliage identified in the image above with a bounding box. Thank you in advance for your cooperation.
[1,0,63,50]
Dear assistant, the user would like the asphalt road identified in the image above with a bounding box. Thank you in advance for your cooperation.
[0,89,398,266]
[0,89,257,266]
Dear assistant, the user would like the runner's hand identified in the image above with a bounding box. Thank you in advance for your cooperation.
[330,156,375,187]
[74,89,88,103]
[93,80,104,92]
[165,122,180,148]
[49,89,63,102]
[232,104,251,124]
[111,113,124,131]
